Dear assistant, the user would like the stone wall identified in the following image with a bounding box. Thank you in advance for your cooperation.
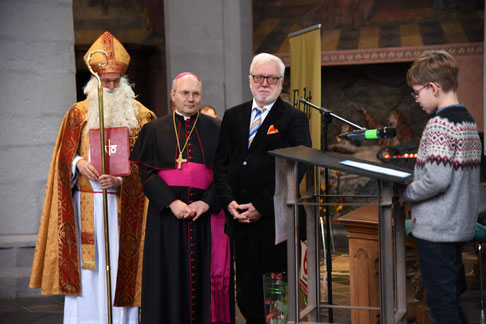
[0,0,76,297]
[322,62,430,146]
[164,0,253,116]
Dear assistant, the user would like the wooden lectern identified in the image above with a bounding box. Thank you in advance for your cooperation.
[269,145,412,324]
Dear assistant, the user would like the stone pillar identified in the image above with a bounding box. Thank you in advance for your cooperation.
[164,0,253,116]
[0,0,75,297]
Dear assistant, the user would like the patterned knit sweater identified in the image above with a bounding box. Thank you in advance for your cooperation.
[402,105,482,242]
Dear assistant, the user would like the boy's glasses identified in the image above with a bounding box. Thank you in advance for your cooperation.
[410,84,429,100]
[251,75,281,85]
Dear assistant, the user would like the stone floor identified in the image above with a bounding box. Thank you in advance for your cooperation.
[0,295,64,323]
[2,250,485,324]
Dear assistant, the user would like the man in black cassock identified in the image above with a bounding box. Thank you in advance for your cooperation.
[130,72,232,324]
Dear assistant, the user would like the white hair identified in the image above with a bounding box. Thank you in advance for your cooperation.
[249,53,285,77]
[84,76,139,131]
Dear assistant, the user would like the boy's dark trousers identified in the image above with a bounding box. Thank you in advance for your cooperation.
[416,238,468,324]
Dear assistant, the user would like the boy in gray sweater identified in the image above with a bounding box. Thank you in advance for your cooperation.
[403,50,482,323]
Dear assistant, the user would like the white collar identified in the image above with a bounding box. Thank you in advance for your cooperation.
[251,98,276,111]
[175,110,193,120]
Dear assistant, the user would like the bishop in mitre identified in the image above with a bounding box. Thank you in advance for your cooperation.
[29,31,156,324]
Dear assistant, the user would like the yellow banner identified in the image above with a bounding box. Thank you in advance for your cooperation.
[289,28,321,150]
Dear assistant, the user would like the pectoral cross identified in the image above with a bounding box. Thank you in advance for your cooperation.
[176,152,187,169]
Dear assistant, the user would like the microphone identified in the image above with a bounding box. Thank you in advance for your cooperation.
[338,127,397,141]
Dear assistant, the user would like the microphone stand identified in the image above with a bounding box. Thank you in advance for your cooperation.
[300,98,365,131]
[299,98,366,322]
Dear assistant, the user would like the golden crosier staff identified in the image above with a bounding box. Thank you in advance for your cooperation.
[86,50,113,324]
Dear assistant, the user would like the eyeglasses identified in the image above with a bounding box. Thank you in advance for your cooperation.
[251,75,281,85]
[410,84,429,100]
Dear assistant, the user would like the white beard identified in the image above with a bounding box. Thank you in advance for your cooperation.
[84,76,139,131]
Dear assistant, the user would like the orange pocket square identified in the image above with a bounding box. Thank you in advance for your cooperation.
[267,125,279,135]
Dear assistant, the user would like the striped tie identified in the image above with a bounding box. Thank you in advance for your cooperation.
[248,107,265,147]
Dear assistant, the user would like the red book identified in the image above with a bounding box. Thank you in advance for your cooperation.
[89,127,131,176]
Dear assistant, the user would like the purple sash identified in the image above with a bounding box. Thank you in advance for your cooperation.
[158,162,230,323]
[158,162,213,188]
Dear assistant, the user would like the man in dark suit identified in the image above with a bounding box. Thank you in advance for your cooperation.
[214,53,311,323]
